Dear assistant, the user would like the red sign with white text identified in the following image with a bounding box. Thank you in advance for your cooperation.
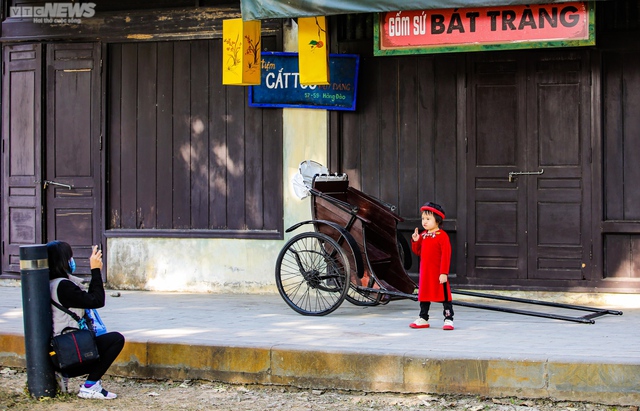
[379,2,590,49]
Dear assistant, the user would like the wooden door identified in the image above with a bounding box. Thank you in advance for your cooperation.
[467,50,592,287]
[466,55,527,284]
[525,52,592,282]
[1,43,102,277]
[2,44,43,275]
[44,43,102,276]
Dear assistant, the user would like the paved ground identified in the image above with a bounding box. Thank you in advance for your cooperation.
[1,283,639,406]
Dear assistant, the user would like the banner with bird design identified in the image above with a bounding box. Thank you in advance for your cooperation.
[222,18,261,85]
[298,16,330,85]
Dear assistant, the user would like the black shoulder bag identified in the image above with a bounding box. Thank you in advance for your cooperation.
[50,300,100,370]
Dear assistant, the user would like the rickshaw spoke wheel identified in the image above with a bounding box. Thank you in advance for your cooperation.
[275,232,350,316]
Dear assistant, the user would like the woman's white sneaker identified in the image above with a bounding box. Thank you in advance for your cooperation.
[78,380,117,399]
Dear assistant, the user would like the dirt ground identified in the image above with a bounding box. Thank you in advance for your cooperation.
[1,367,637,411]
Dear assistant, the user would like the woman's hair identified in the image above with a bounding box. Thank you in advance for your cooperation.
[46,240,73,280]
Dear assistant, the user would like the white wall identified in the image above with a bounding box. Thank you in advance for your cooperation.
[106,21,329,293]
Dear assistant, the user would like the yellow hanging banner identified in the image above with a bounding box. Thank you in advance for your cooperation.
[298,16,330,85]
[222,18,261,85]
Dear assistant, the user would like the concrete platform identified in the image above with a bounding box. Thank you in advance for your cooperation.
[1,284,638,406]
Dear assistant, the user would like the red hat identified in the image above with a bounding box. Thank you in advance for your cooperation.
[420,202,445,219]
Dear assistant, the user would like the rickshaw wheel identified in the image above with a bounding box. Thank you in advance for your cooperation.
[275,232,350,316]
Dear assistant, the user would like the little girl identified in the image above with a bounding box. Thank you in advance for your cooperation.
[409,202,454,330]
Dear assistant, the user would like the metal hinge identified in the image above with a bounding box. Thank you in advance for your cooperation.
[100,133,103,151]
[589,241,593,260]
[464,242,468,258]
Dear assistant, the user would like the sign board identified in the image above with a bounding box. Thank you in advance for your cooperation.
[249,52,359,111]
[374,1,594,55]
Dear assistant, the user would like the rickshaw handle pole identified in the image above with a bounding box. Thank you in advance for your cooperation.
[308,188,359,215]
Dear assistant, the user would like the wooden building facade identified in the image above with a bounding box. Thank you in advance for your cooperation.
[1,0,639,293]
[1,1,284,278]
[329,1,640,292]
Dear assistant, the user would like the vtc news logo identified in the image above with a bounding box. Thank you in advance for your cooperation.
[10,3,96,23]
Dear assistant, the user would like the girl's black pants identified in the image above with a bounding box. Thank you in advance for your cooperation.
[419,301,454,321]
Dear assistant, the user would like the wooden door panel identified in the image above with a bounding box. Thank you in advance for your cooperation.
[527,52,590,281]
[476,201,518,244]
[2,44,42,275]
[52,66,93,177]
[536,197,583,276]
[537,201,581,246]
[474,182,519,247]
[538,85,581,167]
[475,86,518,167]
[473,199,519,277]
[51,202,94,245]
[537,179,583,246]
[467,55,527,282]
[45,43,102,276]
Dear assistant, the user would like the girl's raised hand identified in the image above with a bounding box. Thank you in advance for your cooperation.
[412,227,420,242]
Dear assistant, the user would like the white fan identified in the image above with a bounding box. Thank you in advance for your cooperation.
[292,160,328,199]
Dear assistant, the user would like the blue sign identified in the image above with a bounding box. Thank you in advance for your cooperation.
[249,52,359,111]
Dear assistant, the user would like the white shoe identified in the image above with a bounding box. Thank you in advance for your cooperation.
[78,380,117,399]
[409,318,430,329]
[443,319,454,330]
[55,372,69,393]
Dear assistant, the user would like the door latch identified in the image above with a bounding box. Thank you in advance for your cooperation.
[43,180,73,190]
[508,169,544,183]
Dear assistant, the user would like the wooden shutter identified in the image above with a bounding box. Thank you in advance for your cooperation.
[2,43,43,275]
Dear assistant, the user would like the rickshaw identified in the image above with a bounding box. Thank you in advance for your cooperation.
[275,162,622,323]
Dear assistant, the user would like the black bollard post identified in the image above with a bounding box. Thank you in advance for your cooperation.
[20,244,56,398]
